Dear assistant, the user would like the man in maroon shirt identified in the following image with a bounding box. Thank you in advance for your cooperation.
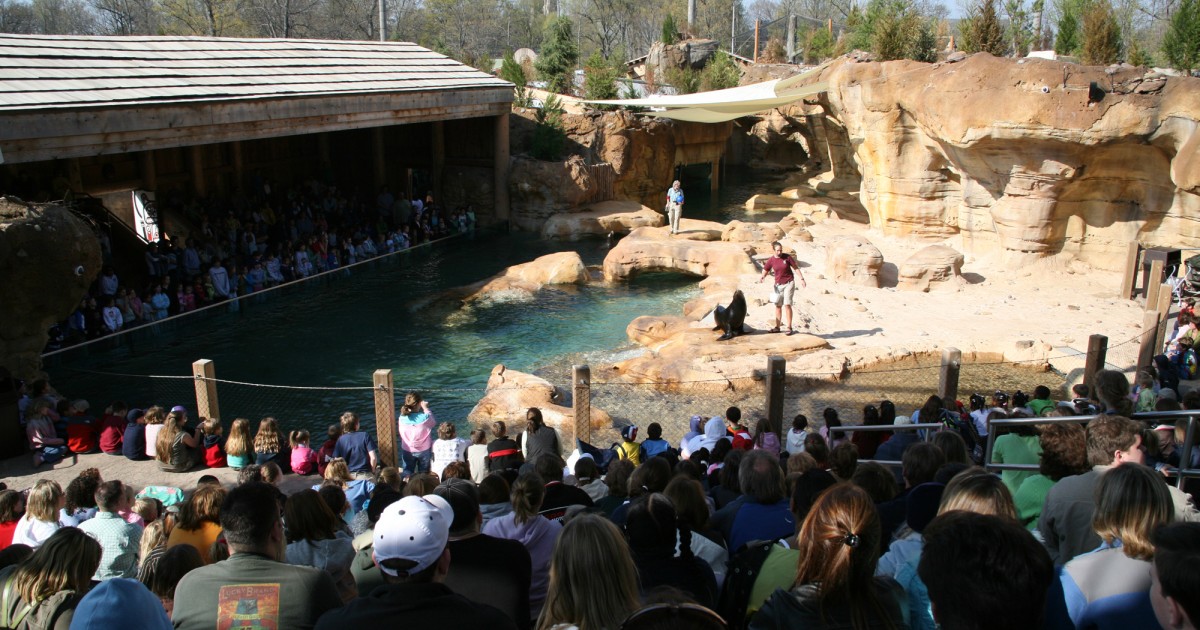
[758,241,806,335]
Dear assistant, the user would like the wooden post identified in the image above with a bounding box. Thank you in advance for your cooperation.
[1155,282,1174,351]
[190,145,206,197]
[1083,334,1109,393]
[67,158,82,193]
[494,112,510,223]
[192,359,220,421]
[710,159,720,194]
[766,356,786,438]
[1147,259,1165,306]
[374,369,398,468]
[1140,310,1161,372]
[572,365,591,453]
[1120,242,1140,299]
[432,121,445,206]
[786,14,796,62]
[231,141,244,191]
[938,347,962,406]
[372,128,386,193]
[140,150,157,191]
[754,20,761,63]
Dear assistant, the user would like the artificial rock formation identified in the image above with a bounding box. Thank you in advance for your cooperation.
[462,251,588,304]
[466,364,611,431]
[824,235,883,287]
[806,53,1200,270]
[0,200,101,379]
[602,226,759,281]
[541,200,665,239]
[897,245,966,292]
[722,220,785,244]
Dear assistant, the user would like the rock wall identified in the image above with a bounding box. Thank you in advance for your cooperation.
[807,53,1200,270]
[0,200,101,379]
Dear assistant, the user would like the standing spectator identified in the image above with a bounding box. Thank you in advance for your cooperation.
[79,480,144,580]
[12,480,64,548]
[331,412,377,478]
[430,422,468,480]
[101,297,123,334]
[520,408,559,464]
[165,485,226,564]
[665,179,684,235]
[313,495,516,629]
[0,528,102,628]
[466,428,489,483]
[172,483,341,630]
[487,421,524,473]
[398,393,436,477]
[208,259,231,299]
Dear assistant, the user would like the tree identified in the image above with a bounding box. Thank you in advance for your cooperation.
[662,12,678,43]
[960,0,1007,54]
[700,50,741,90]
[1163,0,1200,72]
[1003,0,1033,56]
[531,94,566,160]
[242,0,320,37]
[33,0,98,33]
[89,0,159,34]
[1080,0,1123,63]
[1055,9,1080,53]
[535,16,579,94]
[583,51,621,106]
[159,0,247,35]
[0,0,38,32]
[804,26,835,63]
[500,50,530,106]
[867,0,936,61]
[664,66,701,93]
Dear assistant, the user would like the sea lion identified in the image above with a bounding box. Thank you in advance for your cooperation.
[712,289,748,341]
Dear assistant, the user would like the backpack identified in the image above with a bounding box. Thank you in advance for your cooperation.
[717,539,780,630]
[1178,348,1198,381]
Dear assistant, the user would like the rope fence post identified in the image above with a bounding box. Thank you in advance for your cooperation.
[1120,242,1139,299]
[374,369,398,468]
[192,359,220,420]
[573,365,591,452]
[766,356,786,437]
[938,347,961,406]
[1140,310,1161,372]
[1155,282,1174,352]
[1084,334,1108,393]
[1146,258,1166,306]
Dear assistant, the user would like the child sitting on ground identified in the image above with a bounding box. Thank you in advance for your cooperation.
[98,401,129,455]
[616,425,642,465]
[26,399,67,467]
[641,423,671,459]
[1027,386,1056,416]
[290,429,318,475]
[466,429,489,484]
[430,422,468,480]
[65,400,99,454]
[201,418,226,468]
[785,414,809,456]
[316,424,341,477]
[224,418,253,470]
[752,417,781,456]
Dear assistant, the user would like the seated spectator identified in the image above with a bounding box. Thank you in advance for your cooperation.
[573,456,608,503]
[1150,522,1200,630]
[875,442,945,548]
[919,511,1054,630]
[97,401,129,455]
[0,545,31,571]
[71,578,172,630]
[331,412,377,478]
[253,416,291,473]
[1013,422,1088,531]
[613,457,673,527]
[711,450,795,553]
[829,442,858,481]
[347,487,402,597]
[540,514,640,630]
[625,493,717,609]
[316,424,341,477]
[142,407,167,461]
[479,472,514,527]
[403,473,438,497]
[318,458,375,517]
[0,490,25,550]
[434,478,533,629]
[1049,463,1175,630]
[487,421,524,473]
[642,422,672,459]
[873,415,920,463]
[12,480,64,548]
[595,459,634,517]
[750,483,905,629]
[121,408,148,462]
[850,461,898,505]
[25,398,67,467]
[140,539,203,617]
[0,527,102,628]
[680,415,704,459]
[850,404,885,458]
[991,416,1042,494]
[314,494,516,629]
[224,418,253,470]
[156,409,202,473]
[284,490,357,604]
[65,400,99,454]
[931,430,971,466]
[79,480,143,580]
[664,475,727,579]
[200,418,227,468]
[710,449,745,510]
[165,484,226,564]
[172,483,342,630]
[519,407,559,466]
[481,473,562,622]
[536,453,593,521]
[60,468,102,526]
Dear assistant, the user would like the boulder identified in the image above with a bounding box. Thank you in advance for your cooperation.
[602,226,759,280]
[541,200,665,239]
[462,252,588,303]
[508,155,615,231]
[744,194,798,212]
[626,315,693,346]
[722,221,785,244]
[824,235,883,287]
[467,364,611,431]
[898,245,966,292]
[0,200,102,379]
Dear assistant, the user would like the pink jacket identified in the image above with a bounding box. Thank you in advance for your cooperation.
[291,444,318,475]
[398,411,436,452]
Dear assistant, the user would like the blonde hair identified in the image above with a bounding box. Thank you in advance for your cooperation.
[139,518,173,564]
[1093,462,1174,560]
[133,497,159,523]
[324,458,352,485]
[437,422,456,440]
[537,515,640,630]
[26,479,63,522]
[254,417,282,454]
[143,406,166,425]
[289,429,311,449]
[201,417,223,437]
[155,411,188,464]
[14,528,101,602]
[178,485,227,531]
[939,469,1017,520]
[261,462,283,484]
[225,418,252,457]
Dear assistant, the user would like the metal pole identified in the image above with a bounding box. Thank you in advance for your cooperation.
[732,4,737,52]
[787,14,796,63]
[378,0,386,41]
[754,20,760,62]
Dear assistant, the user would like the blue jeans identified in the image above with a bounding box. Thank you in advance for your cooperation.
[401,449,431,476]
[39,445,68,464]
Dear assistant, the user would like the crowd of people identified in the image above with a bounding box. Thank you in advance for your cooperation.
[3,369,1200,629]
[49,179,477,348]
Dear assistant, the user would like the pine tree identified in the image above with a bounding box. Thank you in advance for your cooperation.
[1163,0,1200,73]
[583,51,620,108]
[1055,10,1080,55]
[535,16,579,95]
[500,51,530,106]
[700,51,741,90]
[662,13,678,45]
[962,0,1007,55]
[1080,0,1122,65]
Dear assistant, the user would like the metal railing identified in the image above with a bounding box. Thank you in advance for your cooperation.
[826,423,944,469]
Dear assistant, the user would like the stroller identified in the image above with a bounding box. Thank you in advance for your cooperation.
[1171,254,1200,303]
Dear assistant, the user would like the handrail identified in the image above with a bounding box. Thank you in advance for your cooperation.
[826,423,944,468]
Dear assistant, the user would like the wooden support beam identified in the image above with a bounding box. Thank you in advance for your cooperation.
[372,128,386,192]
[494,112,510,222]
[765,356,785,438]
[374,370,398,469]
[190,145,206,197]
[431,121,444,204]
[192,359,220,421]
[140,150,157,191]
[1120,242,1140,299]
[573,365,591,453]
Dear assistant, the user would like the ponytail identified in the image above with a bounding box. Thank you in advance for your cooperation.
[678,518,695,562]
[511,473,545,525]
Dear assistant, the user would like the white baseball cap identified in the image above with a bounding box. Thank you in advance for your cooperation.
[373,494,453,577]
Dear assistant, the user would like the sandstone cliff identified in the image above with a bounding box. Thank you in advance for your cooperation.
[0,199,101,379]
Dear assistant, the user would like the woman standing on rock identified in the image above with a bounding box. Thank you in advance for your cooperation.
[521,408,559,465]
